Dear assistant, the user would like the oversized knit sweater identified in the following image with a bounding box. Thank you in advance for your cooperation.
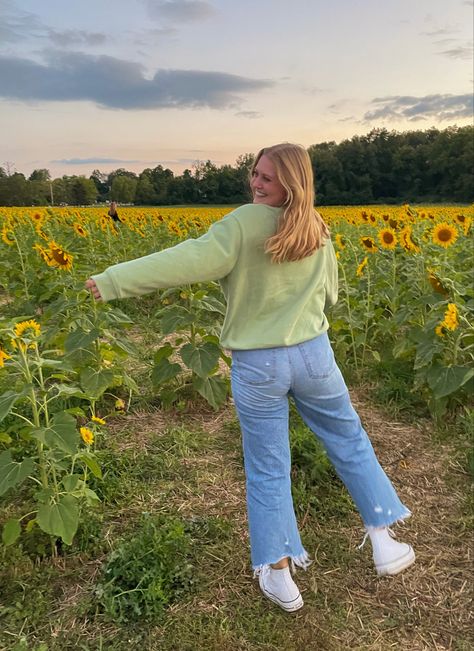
[91,203,338,350]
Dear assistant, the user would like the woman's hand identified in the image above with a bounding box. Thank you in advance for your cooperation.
[85,278,102,301]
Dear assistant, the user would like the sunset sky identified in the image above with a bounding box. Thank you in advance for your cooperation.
[1,0,472,179]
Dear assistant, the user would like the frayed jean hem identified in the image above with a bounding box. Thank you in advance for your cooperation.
[253,550,312,577]
[362,508,412,530]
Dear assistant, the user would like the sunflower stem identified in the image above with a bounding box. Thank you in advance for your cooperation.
[13,232,30,301]
[339,262,359,374]
[361,263,372,368]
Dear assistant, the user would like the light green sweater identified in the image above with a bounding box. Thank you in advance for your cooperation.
[91,203,338,350]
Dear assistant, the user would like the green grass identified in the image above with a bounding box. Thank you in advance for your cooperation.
[0,386,472,650]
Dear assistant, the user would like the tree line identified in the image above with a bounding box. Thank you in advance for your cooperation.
[1,126,472,207]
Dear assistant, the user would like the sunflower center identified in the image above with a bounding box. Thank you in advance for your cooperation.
[438,229,451,242]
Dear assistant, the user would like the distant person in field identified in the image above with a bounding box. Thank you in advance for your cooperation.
[107,201,121,223]
[86,143,415,613]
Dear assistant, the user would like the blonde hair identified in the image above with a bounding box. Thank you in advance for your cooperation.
[251,143,329,263]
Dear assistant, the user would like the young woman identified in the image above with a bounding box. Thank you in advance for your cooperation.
[107,201,121,223]
[86,143,415,613]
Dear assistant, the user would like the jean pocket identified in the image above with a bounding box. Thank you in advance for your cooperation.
[298,333,335,379]
[231,349,276,385]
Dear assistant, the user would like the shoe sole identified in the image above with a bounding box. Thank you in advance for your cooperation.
[260,587,304,612]
[376,545,416,576]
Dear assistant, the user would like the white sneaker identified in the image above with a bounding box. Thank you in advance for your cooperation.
[369,527,416,576]
[258,565,304,612]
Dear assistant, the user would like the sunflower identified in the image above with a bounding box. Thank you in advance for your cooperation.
[335,233,346,250]
[80,427,94,446]
[48,241,74,271]
[432,222,458,248]
[360,236,378,253]
[91,416,106,425]
[115,398,126,411]
[459,216,472,236]
[427,269,449,296]
[30,212,44,228]
[1,228,15,246]
[400,226,421,254]
[442,303,459,331]
[33,243,56,267]
[0,347,11,367]
[378,228,397,250]
[14,319,41,339]
[356,257,368,277]
[73,222,88,237]
[435,324,446,338]
[168,223,183,237]
[35,227,49,241]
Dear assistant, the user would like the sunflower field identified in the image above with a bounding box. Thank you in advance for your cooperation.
[0,203,473,548]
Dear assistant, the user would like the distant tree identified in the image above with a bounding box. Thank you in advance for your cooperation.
[28,169,51,182]
[69,177,97,205]
[150,165,174,204]
[52,177,70,205]
[180,169,199,203]
[309,142,345,204]
[30,180,50,206]
[107,168,137,185]
[111,175,137,203]
[193,161,219,203]
[90,169,109,202]
[135,170,157,205]
[233,153,254,203]
[0,173,31,206]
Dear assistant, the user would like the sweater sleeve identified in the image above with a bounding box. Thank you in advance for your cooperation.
[91,213,241,302]
[324,239,339,310]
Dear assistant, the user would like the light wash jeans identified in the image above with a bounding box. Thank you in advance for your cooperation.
[230,332,411,571]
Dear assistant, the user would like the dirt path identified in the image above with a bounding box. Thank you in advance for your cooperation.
[337,391,472,650]
[104,389,472,650]
[152,389,473,651]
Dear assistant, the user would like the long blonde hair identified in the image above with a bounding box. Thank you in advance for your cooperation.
[251,143,329,263]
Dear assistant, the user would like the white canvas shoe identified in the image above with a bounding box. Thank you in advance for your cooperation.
[258,565,304,612]
[368,527,416,576]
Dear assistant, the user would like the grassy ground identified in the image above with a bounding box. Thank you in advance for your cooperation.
[0,385,472,651]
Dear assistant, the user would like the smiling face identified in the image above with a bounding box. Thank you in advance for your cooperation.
[250,154,287,207]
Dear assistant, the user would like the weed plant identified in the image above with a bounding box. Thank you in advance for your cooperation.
[94,513,195,623]
[94,512,232,625]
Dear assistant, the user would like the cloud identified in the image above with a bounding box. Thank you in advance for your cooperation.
[0,51,273,110]
[47,29,107,48]
[235,110,261,119]
[421,27,460,37]
[133,27,178,46]
[52,157,141,165]
[420,19,473,61]
[437,44,473,60]
[0,1,44,44]
[363,93,473,122]
[0,2,107,50]
[146,0,216,23]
